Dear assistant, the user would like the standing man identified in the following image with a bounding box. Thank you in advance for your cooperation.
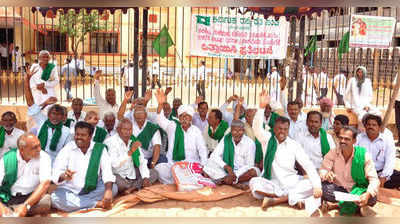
[333,69,347,106]
[29,50,59,106]
[61,58,77,101]
[317,67,329,100]
[0,112,25,158]
[320,126,379,216]
[269,66,281,105]
[51,121,117,212]
[105,118,158,195]
[153,89,208,184]
[151,58,161,89]
[11,46,21,75]
[0,133,52,217]
[196,61,207,99]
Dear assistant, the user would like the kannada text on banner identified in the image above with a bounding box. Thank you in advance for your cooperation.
[190,15,289,59]
[350,14,396,49]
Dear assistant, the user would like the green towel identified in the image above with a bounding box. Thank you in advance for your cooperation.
[172,120,185,161]
[255,139,263,164]
[82,143,105,194]
[41,63,56,81]
[0,126,5,148]
[208,120,229,142]
[38,120,63,151]
[129,135,141,168]
[136,122,160,150]
[263,134,278,180]
[93,127,108,143]
[222,133,235,170]
[339,146,369,215]
[0,148,18,203]
[64,118,74,128]
[320,128,330,157]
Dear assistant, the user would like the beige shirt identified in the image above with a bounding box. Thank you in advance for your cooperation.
[320,147,379,197]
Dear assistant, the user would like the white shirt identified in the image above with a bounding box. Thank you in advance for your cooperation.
[151,61,160,75]
[210,135,255,172]
[124,67,140,87]
[0,46,7,57]
[294,129,336,169]
[156,111,208,165]
[77,59,85,70]
[285,114,306,139]
[67,110,86,130]
[344,77,373,110]
[132,120,162,160]
[253,109,321,190]
[202,124,230,153]
[0,128,24,158]
[356,132,396,179]
[94,80,120,119]
[269,71,281,102]
[28,104,73,161]
[193,65,207,80]
[333,74,347,95]
[52,141,116,194]
[29,63,59,105]
[317,72,329,89]
[0,150,51,196]
[219,102,245,126]
[12,50,21,67]
[104,134,150,180]
[124,110,158,125]
[192,112,208,133]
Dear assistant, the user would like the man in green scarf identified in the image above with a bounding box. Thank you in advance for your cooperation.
[153,89,208,184]
[294,111,336,170]
[25,69,72,162]
[51,121,118,212]
[203,120,259,189]
[105,118,158,195]
[28,50,59,106]
[0,133,52,217]
[171,98,182,120]
[0,112,24,158]
[203,109,230,155]
[249,90,322,216]
[319,126,379,216]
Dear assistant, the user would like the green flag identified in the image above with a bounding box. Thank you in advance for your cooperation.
[152,25,174,58]
[338,31,350,61]
[304,35,317,57]
[196,15,210,26]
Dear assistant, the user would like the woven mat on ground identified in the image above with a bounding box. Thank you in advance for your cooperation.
[50,184,245,217]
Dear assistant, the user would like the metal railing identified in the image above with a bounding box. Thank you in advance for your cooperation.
[0,6,398,109]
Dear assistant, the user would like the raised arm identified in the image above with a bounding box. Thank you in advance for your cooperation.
[118,90,133,120]
[233,97,244,120]
[25,65,38,107]
[254,90,272,147]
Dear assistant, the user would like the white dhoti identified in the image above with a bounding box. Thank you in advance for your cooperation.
[203,159,260,184]
[249,176,319,207]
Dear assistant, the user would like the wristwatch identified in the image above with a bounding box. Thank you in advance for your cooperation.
[23,202,31,211]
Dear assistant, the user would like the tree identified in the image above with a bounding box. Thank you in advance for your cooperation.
[56,9,108,59]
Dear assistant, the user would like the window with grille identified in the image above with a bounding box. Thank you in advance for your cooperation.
[90,32,119,53]
[36,30,67,52]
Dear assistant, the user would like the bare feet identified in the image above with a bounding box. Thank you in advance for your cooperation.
[261,197,274,211]
[360,206,376,217]
[232,183,249,191]
[295,201,304,210]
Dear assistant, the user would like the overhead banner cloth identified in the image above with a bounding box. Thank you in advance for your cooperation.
[350,14,396,49]
[190,14,289,59]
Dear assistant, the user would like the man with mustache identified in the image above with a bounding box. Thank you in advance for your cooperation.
[319,97,335,131]
[51,121,117,212]
[320,126,379,216]
[0,133,52,217]
[24,70,72,162]
[0,112,24,158]
[328,115,350,146]
[356,114,400,190]
[203,109,230,155]
[105,118,158,195]
[285,101,307,138]
[66,98,86,130]
[203,120,259,189]
[294,111,336,170]
[29,50,59,106]
[249,90,322,215]
[153,89,208,184]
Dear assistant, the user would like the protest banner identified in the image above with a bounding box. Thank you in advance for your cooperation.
[190,14,289,59]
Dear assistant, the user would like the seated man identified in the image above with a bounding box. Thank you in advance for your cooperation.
[51,121,117,212]
[203,109,229,155]
[153,89,208,184]
[192,97,209,133]
[204,120,259,189]
[105,118,158,195]
[319,98,335,131]
[66,98,86,130]
[285,101,306,138]
[0,112,25,158]
[328,114,349,146]
[130,105,166,168]
[294,111,335,170]
[0,133,51,217]
[356,114,400,190]
[171,98,182,120]
[25,70,72,161]
[117,90,156,124]
[102,112,117,138]
[220,95,246,125]
[249,90,322,214]
[320,126,379,216]
[263,104,279,131]
[84,111,108,144]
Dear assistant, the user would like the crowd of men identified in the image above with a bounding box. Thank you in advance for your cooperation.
[0,50,399,217]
